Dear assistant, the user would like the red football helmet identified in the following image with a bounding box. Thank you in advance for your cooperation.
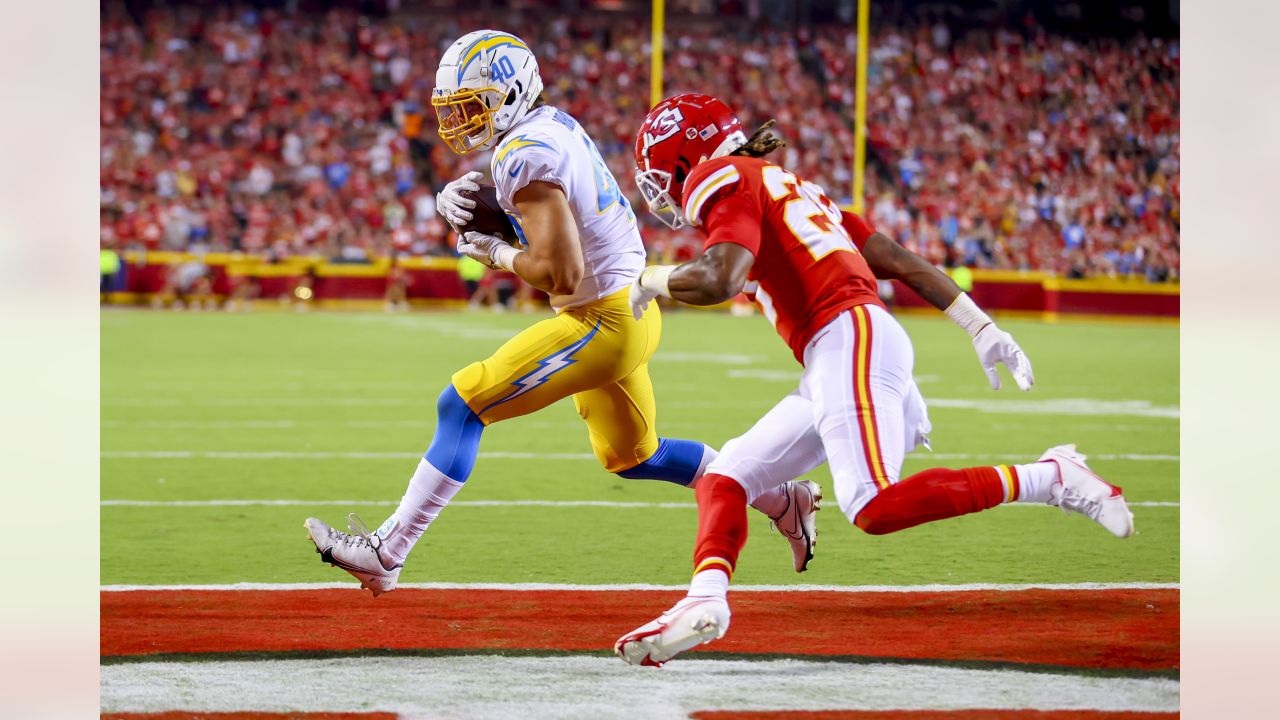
[634,94,748,229]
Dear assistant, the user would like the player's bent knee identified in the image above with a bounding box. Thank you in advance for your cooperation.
[423,384,485,481]
[614,438,709,486]
[436,384,481,427]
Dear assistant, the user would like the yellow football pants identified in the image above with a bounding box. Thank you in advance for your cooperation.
[451,287,662,472]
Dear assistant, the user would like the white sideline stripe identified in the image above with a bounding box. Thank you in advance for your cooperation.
[101,581,1178,593]
[101,450,1179,461]
[100,498,1180,509]
[101,656,1180,717]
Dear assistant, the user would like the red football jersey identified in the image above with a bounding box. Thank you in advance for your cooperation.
[683,156,884,363]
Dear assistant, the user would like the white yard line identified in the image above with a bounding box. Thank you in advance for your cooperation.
[100,581,1179,593]
[926,397,1180,419]
[103,398,423,407]
[101,449,1179,461]
[100,498,1180,509]
[100,656,1181,718]
[102,420,300,429]
[926,452,1180,461]
[101,395,1179,418]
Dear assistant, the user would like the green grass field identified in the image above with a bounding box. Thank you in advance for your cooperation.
[101,308,1178,588]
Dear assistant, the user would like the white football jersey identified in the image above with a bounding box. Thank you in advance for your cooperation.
[491,106,645,311]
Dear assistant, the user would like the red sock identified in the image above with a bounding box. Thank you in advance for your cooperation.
[854,466,1007,535]
[692,473,749,578]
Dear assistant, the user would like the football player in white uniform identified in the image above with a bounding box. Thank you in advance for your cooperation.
[305,30,818,595]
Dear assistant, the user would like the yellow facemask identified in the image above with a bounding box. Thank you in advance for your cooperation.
[432,87,501,155]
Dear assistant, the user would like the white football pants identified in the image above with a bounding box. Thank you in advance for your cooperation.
[705,304,931,522]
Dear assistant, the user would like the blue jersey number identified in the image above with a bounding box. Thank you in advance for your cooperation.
[578,131,633,219]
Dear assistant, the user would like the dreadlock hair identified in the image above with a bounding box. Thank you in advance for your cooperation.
[731,119,787,158]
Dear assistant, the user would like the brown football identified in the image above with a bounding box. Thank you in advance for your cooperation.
[457,184,519,245]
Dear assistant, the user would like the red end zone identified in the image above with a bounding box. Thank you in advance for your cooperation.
[102,715,397,720]
[100,587,1178,670]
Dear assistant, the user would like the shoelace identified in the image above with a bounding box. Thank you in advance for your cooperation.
[1056,486,1102,520]
[342,513,376,549]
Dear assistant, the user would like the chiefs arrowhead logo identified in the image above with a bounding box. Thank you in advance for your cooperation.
[644,107,686,148]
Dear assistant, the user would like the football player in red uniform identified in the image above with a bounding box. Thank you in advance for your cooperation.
[614,94,1136,667]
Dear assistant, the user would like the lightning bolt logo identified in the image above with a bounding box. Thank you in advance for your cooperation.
[479,321,602,415]
[494,135,553,166]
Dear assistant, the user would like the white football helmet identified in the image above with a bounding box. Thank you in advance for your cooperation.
[433,30,544,155]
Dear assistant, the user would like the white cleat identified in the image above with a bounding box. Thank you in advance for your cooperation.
[1040,444,1135,538]
[304,514,403,596]
[614,595,730,667]
[769,480,822,572]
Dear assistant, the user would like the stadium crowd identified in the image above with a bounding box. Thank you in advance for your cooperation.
[100,3,1179,280]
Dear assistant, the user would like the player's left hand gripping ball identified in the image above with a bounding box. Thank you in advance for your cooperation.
[437,171,483,231]
[973,324,1035,391]
[457,231,509,269]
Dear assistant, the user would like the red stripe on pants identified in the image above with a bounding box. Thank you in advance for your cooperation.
[851,307,889,490]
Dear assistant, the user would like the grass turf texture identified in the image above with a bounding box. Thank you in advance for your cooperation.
[101,309,1178,587]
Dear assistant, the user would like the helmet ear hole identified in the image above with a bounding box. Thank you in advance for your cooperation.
[674,160,690,186]
[505,89,518,106]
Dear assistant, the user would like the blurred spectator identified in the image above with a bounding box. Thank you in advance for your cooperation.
[100,246,123,296]
[385,255,411,312]
[152,256,214,310]
[458,255,487,306]
[99,3,1178,281]
[292,267,319,312]
[225,272,261,312]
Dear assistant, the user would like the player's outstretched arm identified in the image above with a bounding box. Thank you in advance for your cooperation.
[631,244,755,316]
[858,230,1035,392]
[630,194,761,317]
[510,181,585,296]
[670,244,755,305]
[860,232,963,310]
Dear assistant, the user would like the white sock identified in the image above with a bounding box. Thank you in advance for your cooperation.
[1013,461,1059,504]
[381,459,465,565]
[686,444,719,489]
[748,483,791,519]
[687,567,730,599]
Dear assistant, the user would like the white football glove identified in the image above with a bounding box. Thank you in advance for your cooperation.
[972,324,1035,391]
[457,231,520,271]
[437,170,483,230]
[945,292,1034,391]
[629,266,676,320]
